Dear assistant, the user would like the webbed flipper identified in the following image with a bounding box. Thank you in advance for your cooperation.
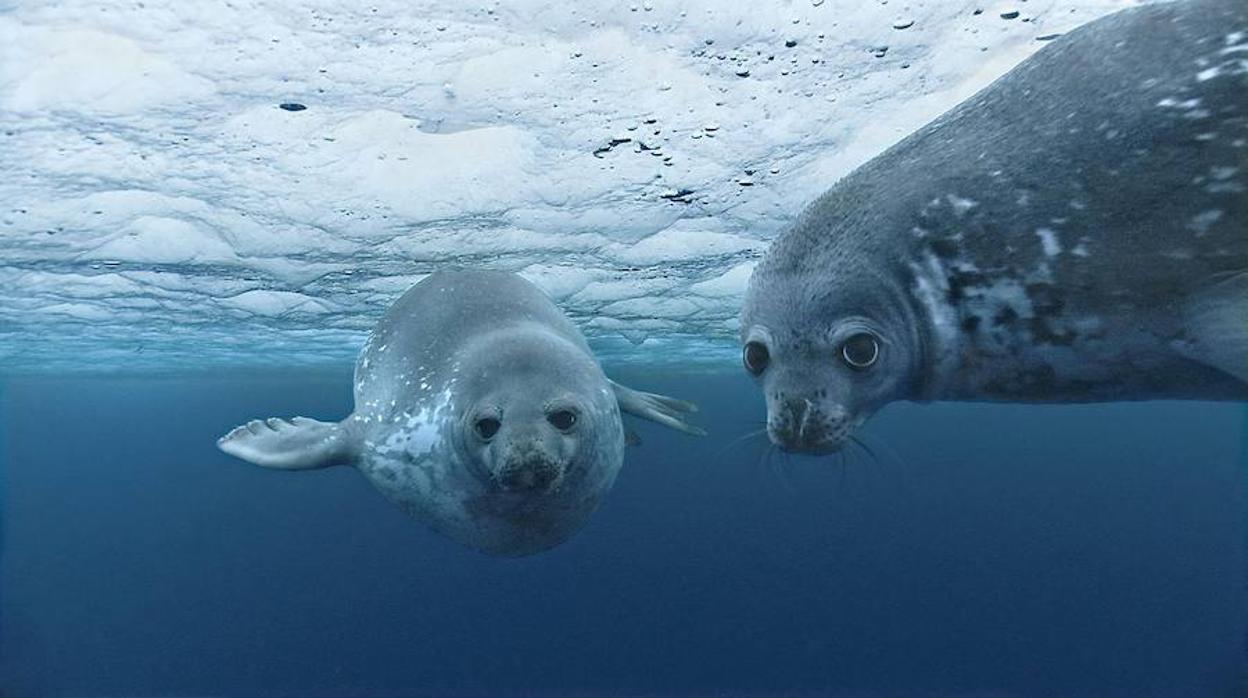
[610,381,706,436]
[1181,271,1248,384]
[217,416,360,470]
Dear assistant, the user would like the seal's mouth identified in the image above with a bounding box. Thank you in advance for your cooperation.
[493,455,565,493]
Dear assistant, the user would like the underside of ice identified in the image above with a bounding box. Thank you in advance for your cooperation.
[0,0,1132,373]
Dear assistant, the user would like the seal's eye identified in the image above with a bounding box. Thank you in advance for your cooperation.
[743,341,770,376]
[841,332,880,370]
[548,409,577,431]
[474,417,501,440]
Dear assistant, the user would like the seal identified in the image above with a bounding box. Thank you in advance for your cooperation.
[740,0,1248,454]
[218,269,704,556]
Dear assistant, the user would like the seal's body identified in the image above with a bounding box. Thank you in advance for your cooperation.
[742,0,1247,454]
[220,270,702,556]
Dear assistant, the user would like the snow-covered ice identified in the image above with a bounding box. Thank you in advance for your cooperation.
[0,0,1134,374]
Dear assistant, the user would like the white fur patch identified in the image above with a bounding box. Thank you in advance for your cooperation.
[1035,228,1062,257]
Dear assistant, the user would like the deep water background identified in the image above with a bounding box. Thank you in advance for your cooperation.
[1,368,1245,697]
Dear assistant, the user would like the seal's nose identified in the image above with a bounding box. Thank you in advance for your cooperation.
[496,457,562,492]
[768,397,845,454]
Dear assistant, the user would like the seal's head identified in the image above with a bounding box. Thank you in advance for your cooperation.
[457,343,605,496]
[741,246,926,454]
[445,325,624,555]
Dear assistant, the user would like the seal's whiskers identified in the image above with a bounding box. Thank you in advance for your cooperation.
[714,428,768,461]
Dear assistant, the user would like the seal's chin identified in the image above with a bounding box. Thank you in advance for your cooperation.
[772,437,845,455]
[766,428,847,455]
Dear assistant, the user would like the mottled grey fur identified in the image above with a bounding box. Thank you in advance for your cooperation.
[742,0,1247,453]
[220,270,701,556]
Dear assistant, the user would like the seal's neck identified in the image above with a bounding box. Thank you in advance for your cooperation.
[904,251,965,402]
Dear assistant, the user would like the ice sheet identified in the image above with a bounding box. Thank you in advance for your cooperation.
[0,0,1135,373]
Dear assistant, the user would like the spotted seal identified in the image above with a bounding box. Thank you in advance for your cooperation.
[219,269,703,555]
[740,0,1247,453]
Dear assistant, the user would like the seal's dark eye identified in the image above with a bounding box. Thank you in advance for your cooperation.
[841,332,880,370]
[548,410,577,431]
[743,341,770,376]
[474,417,501,439]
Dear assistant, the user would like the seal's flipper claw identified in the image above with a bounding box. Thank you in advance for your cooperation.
[218,416,360,470]
[1182,271,1248,384]
[610,380,706,436]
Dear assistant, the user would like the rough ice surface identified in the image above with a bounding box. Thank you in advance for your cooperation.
[0,0,1133,374]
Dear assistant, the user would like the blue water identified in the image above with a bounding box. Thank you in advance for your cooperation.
[1,369,1245,696]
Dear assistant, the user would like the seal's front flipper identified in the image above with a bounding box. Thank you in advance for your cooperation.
[217,416,360,470]
[610,381,707,436]
[1181,271,1248,384]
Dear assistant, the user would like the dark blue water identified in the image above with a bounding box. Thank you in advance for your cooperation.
[2,369,1245,697]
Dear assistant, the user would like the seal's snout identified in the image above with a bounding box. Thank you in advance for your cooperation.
[768,397,849,455]
[495,449,564,493]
